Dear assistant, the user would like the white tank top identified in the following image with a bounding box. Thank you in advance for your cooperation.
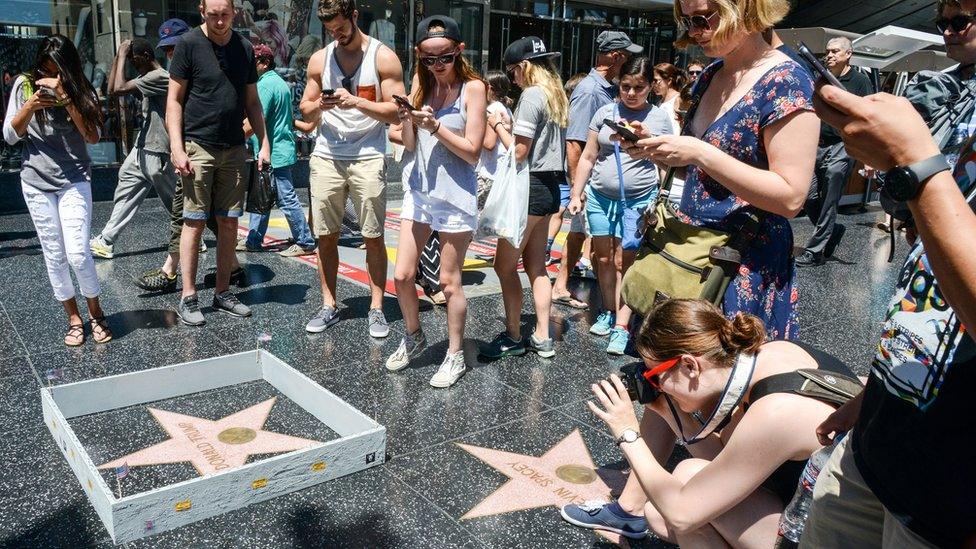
[312,37,386,160]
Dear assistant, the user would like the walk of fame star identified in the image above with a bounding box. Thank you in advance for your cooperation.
[456,429,626,520]
[99,397,321,476]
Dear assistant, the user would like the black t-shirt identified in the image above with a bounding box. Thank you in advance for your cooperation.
[820,68,874,144]
[168,27,257,147]
[851,140,976,547]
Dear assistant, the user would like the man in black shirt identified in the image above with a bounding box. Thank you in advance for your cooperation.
[166,0,270,326]
[796,37,874,267]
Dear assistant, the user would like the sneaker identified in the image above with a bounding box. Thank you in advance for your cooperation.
[386,329,428,371]
[90,235,114,259]
[279,244,316,257]
[199,240,207,253]
[237,238,262,252]
[479,332,526,359]
[607,327,629,356]
[429,350,466,387]
[560,500,649,539]
[305,305,340,333]
[796,250,826,267]
[176,294,206,326]
[368,308,389,338]
[212,290,252,318]
[134,268,178,293]
[590,310,615,336]
[824,224,847,258]
[527,334,556,358]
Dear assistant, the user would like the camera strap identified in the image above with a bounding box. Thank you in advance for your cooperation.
[665,352,756,446]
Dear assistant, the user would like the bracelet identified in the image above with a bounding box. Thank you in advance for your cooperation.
[493,121,504,131]
[431,121,441,134]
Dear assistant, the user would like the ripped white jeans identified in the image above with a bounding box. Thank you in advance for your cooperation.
[21,181,101,301]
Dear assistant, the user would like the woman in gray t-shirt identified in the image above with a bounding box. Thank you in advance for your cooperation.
[567,56,672,355]
[2,35,112,346]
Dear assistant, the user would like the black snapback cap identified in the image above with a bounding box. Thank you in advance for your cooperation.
[415,15,462,45]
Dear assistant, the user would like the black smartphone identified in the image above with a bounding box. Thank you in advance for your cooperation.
[322,88,335,96]
[393,94,413,110]
[37,86,57,98]
[796,42,846,90]
[604,119,640,142]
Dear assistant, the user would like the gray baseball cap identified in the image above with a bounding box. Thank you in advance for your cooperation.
[596,31,643,54]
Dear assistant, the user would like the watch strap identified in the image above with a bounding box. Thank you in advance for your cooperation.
[909,154,951,183]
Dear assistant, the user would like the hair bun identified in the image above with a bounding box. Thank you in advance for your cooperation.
[719,312,765,355]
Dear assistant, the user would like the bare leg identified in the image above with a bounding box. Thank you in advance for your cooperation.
[552,230,586,298]
[363,235,387,309]
[180,219,206,298]
[62,298,83,326]
[392,219,431,335]
[316,233,341,308]
[591,236,616,313]
[547,205,565,243]
[615,245,636,328]
[492,215,546,339]
[521,214,553,341]
[439,231,472,353]
[214,216,237,294]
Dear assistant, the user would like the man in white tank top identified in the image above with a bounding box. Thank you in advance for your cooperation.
[299,0,404,337]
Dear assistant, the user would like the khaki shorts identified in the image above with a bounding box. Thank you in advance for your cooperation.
[309,155,386,238]
[181,141,247,220]
[800,436,938,549]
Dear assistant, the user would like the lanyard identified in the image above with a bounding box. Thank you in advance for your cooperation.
[665,353,757,445]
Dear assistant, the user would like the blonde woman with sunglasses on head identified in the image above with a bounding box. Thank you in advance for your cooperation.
[620,0,819,341]
[562,299,860,547]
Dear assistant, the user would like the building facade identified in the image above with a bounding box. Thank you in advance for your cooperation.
[0,0,676,170]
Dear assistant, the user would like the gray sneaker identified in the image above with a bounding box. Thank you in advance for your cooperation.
[527,334,556,358]
[278,244,316,257]
[177,294,206,326]
[386,329,427,371]
[368,308,389,338]
[305,305,339,333]
[213,291,252,317]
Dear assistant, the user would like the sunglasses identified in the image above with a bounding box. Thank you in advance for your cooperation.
[644,357,681,390]
[936,13,976,34]
[679,11,720,32]
[688,69,702,76]
[419,52,458,67]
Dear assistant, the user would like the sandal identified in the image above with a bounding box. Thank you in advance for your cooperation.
[88,316,113,344]
[553,294,589,310]
[64,324,85,347]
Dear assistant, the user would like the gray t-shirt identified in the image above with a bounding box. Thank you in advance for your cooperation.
[588,102,673,199]
[2,76,92,192]
[132,68,170,154]
[512,86,566,173]
[566,68,615,142]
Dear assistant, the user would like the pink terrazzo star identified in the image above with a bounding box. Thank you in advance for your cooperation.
[457,429,626,520]
[99,397,320,476]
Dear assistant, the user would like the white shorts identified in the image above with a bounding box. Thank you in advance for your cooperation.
[401,190,477,233]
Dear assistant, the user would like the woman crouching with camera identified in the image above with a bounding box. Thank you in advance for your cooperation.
[561,299,860,547]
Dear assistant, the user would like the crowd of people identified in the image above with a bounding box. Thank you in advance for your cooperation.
[3,0,975,546]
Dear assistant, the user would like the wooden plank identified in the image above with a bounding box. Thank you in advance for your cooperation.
[51,353,264,418]
[260,351,380,437]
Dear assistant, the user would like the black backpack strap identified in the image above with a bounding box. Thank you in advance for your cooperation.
[748,369,864,408]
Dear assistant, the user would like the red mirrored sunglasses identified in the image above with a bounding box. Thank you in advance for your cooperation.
[643,357,680,390]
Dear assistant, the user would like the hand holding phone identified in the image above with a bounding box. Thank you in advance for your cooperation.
[322,88,335,96]
[796,42,846,90]
[392,94,413,110]
[604,119,640,142]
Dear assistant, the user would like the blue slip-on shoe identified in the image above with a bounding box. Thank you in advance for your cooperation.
[590,310,615,337]
[560,500,649,539]
[607,327,629,356]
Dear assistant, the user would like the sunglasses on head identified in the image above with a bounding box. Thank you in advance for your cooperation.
[936,13,976,34]
[419,52,458,67]
[679,11,720,32]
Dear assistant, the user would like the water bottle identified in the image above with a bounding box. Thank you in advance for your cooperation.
[946,123,970,169]
[775,434,845,548]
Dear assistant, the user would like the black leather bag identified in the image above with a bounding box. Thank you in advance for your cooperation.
[245,163,276,215]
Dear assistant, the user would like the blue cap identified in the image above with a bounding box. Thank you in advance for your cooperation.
[156,19,189,49]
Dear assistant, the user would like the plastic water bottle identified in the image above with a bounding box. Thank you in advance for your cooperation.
[946,123,970,169]
[775,434,845,548]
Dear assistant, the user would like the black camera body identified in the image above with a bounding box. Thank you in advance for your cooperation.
[619,362,662,405]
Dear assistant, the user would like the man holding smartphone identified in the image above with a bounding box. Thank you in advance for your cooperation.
[796,37,874,267]
[299,0,404,337]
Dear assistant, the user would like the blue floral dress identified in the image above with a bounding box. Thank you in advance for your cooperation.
[678,60,814,340]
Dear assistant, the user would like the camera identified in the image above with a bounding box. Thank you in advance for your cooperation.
[618,362,662,404]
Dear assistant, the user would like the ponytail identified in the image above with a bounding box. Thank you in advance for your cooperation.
[636,299,766,366]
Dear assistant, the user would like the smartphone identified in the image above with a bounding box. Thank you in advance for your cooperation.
[392,94,413,110]
[322,88,335,96]
[37,86,57,99]
[604,119,640,142]
[796,42,846,90]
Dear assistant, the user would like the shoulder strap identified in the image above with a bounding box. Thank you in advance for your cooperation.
[613,103,627,203]
[748,369,864,408]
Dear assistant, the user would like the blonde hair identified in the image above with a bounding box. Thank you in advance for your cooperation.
[674,0,791,49]
[519,58,568,127]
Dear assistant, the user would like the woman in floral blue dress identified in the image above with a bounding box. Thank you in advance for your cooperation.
[623,0,818,339]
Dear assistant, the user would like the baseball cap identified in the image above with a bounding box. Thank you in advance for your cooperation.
[596,31,643,54]
[415,16,462,45]
[503,36,560,66]
[156,18,189,49]
[253,43,274,61]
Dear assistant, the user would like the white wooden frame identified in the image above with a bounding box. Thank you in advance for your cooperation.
[42,350,385,544]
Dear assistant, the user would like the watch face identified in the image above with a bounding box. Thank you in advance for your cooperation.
[884,166,918,202]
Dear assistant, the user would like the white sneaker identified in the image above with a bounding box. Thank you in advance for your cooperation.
[385,330,427,371]
[90,235,113,259]
[429,350,466,388]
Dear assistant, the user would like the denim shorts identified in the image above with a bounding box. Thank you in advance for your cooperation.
[585,186,656,239]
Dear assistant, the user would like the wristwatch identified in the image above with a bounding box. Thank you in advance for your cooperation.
[881,154,950,202]
[615,429,641,446]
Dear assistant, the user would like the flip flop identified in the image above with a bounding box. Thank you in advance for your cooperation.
[88,316,113,344]
[64,324,85,347]
[553,295,589,310]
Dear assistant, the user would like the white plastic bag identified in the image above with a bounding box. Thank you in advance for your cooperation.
[477,148,528,248]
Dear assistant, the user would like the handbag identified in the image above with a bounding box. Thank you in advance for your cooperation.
[245,162,277,215]
[620,167,764,316]
[477,147,529,248]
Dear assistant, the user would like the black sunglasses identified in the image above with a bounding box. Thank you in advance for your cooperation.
[679,11,720,32]
[419,53,458,67]
[936,13,976,34]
